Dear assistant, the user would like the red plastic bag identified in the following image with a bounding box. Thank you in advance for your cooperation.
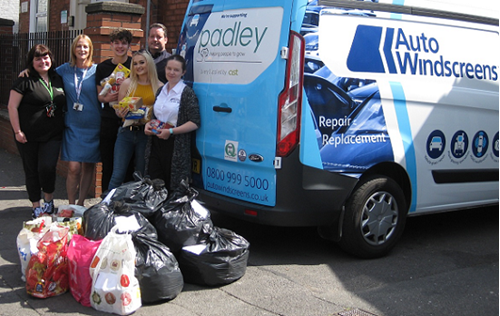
[25,225,69,298]
[67,234,103,306]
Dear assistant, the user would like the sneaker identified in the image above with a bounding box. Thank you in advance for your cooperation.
[32,207,44,219]
[42,200,55,215]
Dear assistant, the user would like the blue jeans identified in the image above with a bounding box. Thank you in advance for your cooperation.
[108,126,148,190]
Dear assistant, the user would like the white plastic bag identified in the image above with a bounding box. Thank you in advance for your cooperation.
[16,217,52,281]
[90,226,141,315]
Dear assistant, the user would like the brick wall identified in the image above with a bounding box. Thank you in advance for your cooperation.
[164,0,189,53]
[19,1,29,33]
[85,2,145,63]
[0,22,15,106]
[48,0,71,32]
[129,0,189,53]
[0,26,13,35]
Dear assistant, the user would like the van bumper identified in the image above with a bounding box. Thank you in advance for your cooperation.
[194,150,359,227]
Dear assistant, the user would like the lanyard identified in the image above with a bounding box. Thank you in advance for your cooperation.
[74,67,88,102]
[38,78,53,101]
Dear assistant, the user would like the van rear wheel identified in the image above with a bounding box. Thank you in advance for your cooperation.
[338,175,407,259]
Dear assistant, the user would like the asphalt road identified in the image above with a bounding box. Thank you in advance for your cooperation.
[0,148,498,316]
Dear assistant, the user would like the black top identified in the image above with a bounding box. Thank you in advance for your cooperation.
[11,71,65,142]
[95,57,132,120]
[152,50,171,84]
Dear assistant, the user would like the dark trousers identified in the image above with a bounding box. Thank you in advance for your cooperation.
[148,135,175,192]
[16,138,61,202]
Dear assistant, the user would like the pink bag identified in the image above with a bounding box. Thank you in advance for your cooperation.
[67,234,103,306]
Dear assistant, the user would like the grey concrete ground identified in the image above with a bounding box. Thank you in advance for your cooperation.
[0,148,498,316]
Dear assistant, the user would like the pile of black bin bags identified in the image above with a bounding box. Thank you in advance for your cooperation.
[83,175,250,304]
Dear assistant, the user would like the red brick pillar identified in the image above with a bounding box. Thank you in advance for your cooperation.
[0,19,14,35]
[85,2,145,63]
[83,2,145,198]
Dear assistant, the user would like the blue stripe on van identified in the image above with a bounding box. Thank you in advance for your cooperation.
[391,0,404,19]
[390,82,417,213]
[300,92,323,169]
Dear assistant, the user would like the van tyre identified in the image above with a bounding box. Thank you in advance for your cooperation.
[339,175,407,259]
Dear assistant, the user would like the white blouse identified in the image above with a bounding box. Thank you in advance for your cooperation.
[153,80,186,126]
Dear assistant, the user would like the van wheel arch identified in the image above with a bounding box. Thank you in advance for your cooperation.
[338,173,408,258]
[361,162,412,208]
[318,163,411,258]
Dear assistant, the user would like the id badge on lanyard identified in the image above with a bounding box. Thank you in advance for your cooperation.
[39,78,55,117]
[74,67,88,111]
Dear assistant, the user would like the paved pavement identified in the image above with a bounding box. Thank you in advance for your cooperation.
[0,148,351,316]
[0,148,498,316]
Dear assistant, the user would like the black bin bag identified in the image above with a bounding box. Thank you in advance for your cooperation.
[153,183,213,253]
[83,202,157,241]
[83,202,115,241]
[133,231,184,303]
[178,227,250,286]
[109,173,168,219]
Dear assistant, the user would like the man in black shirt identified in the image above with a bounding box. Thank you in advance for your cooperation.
[148,23,171,83]
[96,28,134,193]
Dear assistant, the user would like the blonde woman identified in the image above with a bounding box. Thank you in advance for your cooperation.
[56,34,101,205]
[108,50,163,190]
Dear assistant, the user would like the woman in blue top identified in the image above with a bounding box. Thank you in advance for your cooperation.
[56,34,101,206]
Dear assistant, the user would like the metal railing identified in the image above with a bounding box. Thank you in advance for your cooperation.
[0,30,83,107]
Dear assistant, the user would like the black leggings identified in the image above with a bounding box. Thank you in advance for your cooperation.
[148,136,174,192]
[16,138,61,202]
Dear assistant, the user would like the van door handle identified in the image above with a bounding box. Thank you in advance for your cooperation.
[213,104,232,113]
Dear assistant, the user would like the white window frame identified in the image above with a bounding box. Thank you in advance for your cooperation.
[29,0,48,33]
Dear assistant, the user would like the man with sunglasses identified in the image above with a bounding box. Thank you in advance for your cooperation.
[96,28,134,194]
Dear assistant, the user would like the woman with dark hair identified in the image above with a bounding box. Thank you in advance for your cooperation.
[145,54,200,194]
[8,44,66,218]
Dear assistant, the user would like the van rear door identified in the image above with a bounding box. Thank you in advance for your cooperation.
[178,0,306,207]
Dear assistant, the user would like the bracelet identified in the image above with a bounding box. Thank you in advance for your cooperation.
[169,128,174,135]
[15,131,22,135]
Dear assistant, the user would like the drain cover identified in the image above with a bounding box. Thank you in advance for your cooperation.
[338,309,378,316]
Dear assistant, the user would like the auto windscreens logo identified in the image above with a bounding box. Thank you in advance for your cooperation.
[347,25,498,81]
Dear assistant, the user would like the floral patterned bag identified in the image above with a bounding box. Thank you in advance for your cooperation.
[90,226,141,315]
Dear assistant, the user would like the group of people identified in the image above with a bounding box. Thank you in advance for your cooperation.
[7,23,200,219]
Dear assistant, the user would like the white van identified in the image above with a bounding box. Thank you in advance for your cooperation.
[176,0,499,258]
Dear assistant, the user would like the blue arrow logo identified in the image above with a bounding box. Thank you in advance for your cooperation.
[347,25,397,74]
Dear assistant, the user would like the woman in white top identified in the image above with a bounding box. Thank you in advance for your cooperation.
[144,55,200,194]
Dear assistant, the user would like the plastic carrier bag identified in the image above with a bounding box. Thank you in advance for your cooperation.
[67,234,103,306]
[25,225,70,298]
[153,185,213,253]
[133,231,184,303]
[179,227,250,286]
[17,217,52,281]
[90,226,141,315]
